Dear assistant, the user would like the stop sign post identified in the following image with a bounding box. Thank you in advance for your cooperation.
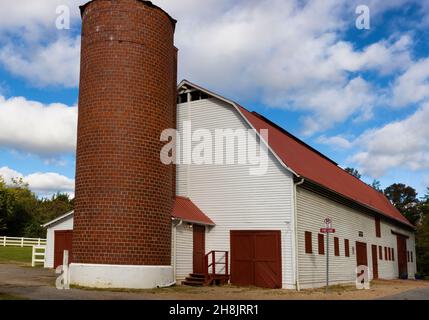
[320,218,335,293]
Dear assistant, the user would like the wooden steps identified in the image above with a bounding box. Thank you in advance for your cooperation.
[182,273,230,287]
[182,273,207,286]
[182,251,230,287]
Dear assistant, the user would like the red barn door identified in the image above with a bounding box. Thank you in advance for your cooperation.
[396,235,408,279]
[230,230,282,288]
[193,225,206,274]
[54,230,73,269]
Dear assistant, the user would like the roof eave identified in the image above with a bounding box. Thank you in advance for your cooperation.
[42,210,74,228]
[298,178,415,230]
[172,216,215,226]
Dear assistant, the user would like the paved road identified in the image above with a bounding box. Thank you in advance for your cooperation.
[379,287,429,300]
[0,263,156,300]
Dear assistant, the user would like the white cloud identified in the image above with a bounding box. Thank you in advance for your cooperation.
[0,0,83,34]
[0,0,84,87]
[0,95,77,156]
[391,58,429,107]
[0,0,417,121]
[297,77,377,135]
[0,0,422,132]
[327,35,412,75]
[0,166,74,198]
[0,37,80,88]
[317,135,353,149]
[154,0,414,135]
[350,102,429,177]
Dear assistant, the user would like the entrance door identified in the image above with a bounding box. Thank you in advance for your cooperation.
[396,235,408,279]
[371,244,379,279]
[54,230,73,269]
[193,225,206,274]
[356,241,368,280]
[230,230,282,288]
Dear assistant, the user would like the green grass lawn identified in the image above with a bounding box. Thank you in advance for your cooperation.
[0,246,32,264]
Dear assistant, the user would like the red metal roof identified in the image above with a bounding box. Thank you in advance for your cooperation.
[237,106,413,228]
[172,196,215,225]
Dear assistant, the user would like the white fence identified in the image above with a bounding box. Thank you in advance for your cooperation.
[32,245,46,267]
[1,236,47,247]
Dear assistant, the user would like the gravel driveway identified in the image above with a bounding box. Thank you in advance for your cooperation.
[0,263,154,300]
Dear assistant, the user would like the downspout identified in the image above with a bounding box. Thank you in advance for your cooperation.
[294,178,304,291]
[166,218,183,288]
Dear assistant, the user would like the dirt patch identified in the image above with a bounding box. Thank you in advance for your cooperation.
[72,279,429,300]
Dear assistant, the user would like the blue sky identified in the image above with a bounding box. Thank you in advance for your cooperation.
[0,0,428,198]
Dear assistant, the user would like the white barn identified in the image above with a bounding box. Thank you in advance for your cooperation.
[43,211,73,269]
[44,80,416,289]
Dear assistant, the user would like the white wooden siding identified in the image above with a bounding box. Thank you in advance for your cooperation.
[44,216,74,268]
[176,98,296,288]
[176,102,189,197]
[173,223,193,280]
[296,187,416,288]
[406,234,416,277]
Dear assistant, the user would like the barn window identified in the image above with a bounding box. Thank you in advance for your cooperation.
[407,251,410,262]
[334,237,340,256]
[344,239,350,257]
[384,247,388,260]
[190,91,200,101]
[388,247,392,261]
[410,251,413,263]
[379,246,383,260]
[305,231,312,254]
[318,233,324,255]
[178,93,188,103]
[375,217,381,237]
[391,248,395,261]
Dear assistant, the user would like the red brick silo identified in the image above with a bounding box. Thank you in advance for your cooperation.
[73,0,177,271]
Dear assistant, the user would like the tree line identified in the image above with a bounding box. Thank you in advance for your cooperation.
[0,177,74,238]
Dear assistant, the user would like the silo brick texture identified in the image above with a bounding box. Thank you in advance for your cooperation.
[73,0,177,266]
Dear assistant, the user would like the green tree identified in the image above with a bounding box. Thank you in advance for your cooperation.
[371,179,382,192]
[2,178,38,236]
[0,174,74,238]
[35,193,74,223]
[416,189,429,275]
[422,187,429,203]
[384,183,421,225]
[345,167,361,179]
[0,178,13,232]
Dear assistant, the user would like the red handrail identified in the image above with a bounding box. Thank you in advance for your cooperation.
[205,250,229,276]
